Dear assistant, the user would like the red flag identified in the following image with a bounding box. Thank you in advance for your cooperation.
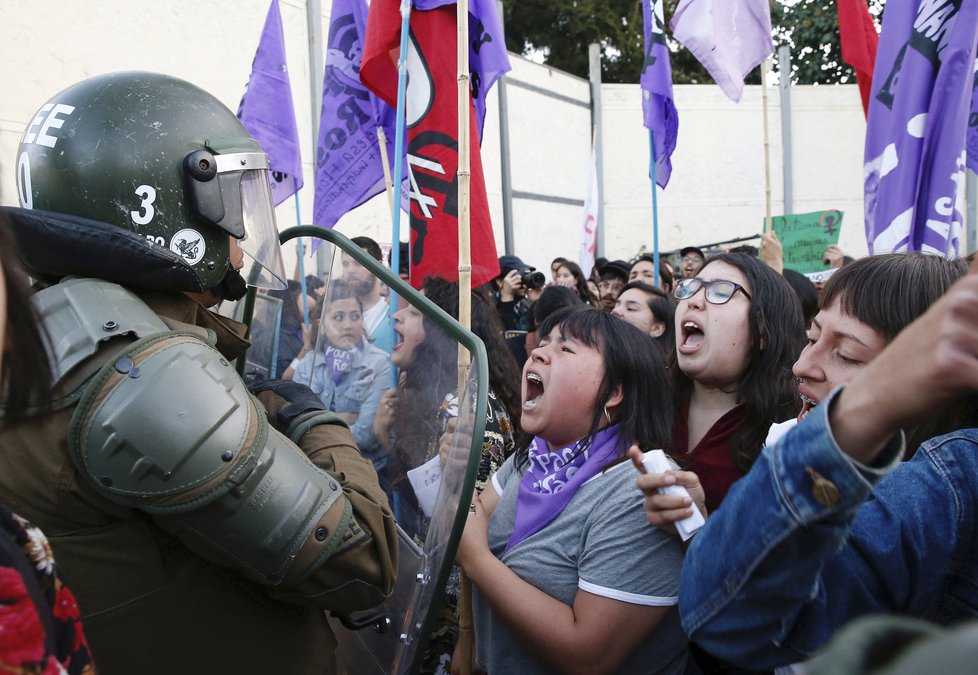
[361,1,500,289]
[836,0,879,117]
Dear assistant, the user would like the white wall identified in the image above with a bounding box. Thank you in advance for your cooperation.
[1,0,873,276]
[602,82,870,265]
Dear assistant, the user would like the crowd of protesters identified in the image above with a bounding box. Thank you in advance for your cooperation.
[5,75,978,675]
[9,204,978,672]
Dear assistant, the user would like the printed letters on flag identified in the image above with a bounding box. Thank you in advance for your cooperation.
[641,0,678,188]
[670,0,774,103]
[579,144,599,279]
[312,0,398,230]
[864,0,978,256]
[237,0,303,205]
[361,1,501,288]
[836,0,880,117]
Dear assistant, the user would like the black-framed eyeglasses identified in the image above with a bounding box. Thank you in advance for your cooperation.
[674,277,752,305]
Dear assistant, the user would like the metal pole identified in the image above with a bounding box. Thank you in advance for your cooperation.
[496,0,515,255]
[308,0,327,276]
[968,169,977,253]
[306,0,324,165]
[650,131,660,288]
[778,45,793,216]
[588,43,605,258]
[760,59,773,232]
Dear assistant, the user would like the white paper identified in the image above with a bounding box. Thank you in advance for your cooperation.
[641,449,706,541]
[805,268,838,284]
[407,454,442,518]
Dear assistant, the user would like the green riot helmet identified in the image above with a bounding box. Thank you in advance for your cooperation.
[15,71,287,293]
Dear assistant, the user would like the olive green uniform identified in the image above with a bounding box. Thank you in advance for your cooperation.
[0,291,397,674]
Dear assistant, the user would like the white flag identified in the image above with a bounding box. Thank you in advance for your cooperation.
[670,0,774,102]
[579,145,599,278]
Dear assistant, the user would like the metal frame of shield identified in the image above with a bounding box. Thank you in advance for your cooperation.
[236,225,486,674]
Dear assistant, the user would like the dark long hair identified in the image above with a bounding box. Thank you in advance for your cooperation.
[675,253,805,471]
[516,306,673,470]
[619,280,676,361]
[391,277,524,470]
[0,211,53,422]
[422,277,523,435]
[557,261,593,305]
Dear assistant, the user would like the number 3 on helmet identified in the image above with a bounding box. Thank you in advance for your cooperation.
[16,71,287,293]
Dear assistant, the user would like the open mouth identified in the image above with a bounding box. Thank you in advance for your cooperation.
[524,372,544,410]
[680,320,705,350]
[799,392,818,420]
[392,328,404,349]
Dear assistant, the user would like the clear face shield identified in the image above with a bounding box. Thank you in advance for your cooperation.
[213,152,287,291]
[184,145,287,292]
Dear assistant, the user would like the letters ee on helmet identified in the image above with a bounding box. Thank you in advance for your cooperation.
[15,71,287,292]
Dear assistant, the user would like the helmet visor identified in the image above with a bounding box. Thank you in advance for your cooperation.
[238,169,288,291]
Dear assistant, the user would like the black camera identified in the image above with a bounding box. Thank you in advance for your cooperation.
[520,268,546,289]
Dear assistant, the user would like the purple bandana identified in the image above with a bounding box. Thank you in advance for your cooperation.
[323,342,360,385]
[505,425,622,553]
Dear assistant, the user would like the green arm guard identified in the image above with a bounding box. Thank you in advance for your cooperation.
[68,331,364,587]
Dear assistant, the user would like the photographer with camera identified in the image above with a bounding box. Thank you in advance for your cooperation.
[492,255,546,332]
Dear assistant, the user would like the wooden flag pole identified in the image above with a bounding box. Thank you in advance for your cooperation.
[761,58,773,233]
[456,0,474,673]
[377,127,396,217]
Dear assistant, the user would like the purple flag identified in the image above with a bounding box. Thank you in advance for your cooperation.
[412,0,512,139]
[670,0,774,103]
[966,57,978,171]
[864,0,978,256]
[641,0,678,188]
[238,0,303,206]
[312,0,398,230]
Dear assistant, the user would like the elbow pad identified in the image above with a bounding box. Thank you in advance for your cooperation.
[68,331,362,587]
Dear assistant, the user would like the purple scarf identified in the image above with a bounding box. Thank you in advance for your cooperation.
[505,425,622,553]
[323,341,360,385]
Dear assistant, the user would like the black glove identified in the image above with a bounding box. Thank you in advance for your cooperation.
[249,378,326,431]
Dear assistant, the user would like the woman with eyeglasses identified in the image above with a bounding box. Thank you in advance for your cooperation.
[670,253,805,513]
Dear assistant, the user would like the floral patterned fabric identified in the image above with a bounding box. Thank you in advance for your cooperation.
[420,388,516,675]
[0,505,95,675]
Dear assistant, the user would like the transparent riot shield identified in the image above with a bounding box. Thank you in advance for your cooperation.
[226,292,283,380]
[233,226,486,674]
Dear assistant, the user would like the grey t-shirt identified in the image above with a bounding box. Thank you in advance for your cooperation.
[473,455,689,674]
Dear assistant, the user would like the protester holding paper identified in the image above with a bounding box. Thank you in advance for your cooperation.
[678,256,978,669]
[640,253,967,533]
[373,277,520,673]
[457,306,687,675]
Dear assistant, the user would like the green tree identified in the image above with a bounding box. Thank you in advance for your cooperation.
[774,0,884,84]
[501,0,883,86]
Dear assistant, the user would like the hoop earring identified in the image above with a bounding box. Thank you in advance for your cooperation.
[604,406,612,425]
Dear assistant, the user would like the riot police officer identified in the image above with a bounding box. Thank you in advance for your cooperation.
[0,71,397,674]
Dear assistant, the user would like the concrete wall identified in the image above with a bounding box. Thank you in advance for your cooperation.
[602,82,871,264]
[1,0,873,276]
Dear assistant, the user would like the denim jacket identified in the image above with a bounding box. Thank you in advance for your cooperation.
[679,386,978,669]
[292,343,391,469]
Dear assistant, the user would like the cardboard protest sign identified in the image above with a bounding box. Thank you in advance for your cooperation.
[771,210,844,274]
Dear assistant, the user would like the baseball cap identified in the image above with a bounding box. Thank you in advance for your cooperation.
[499,255,533,274]
[598,259,630,280]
